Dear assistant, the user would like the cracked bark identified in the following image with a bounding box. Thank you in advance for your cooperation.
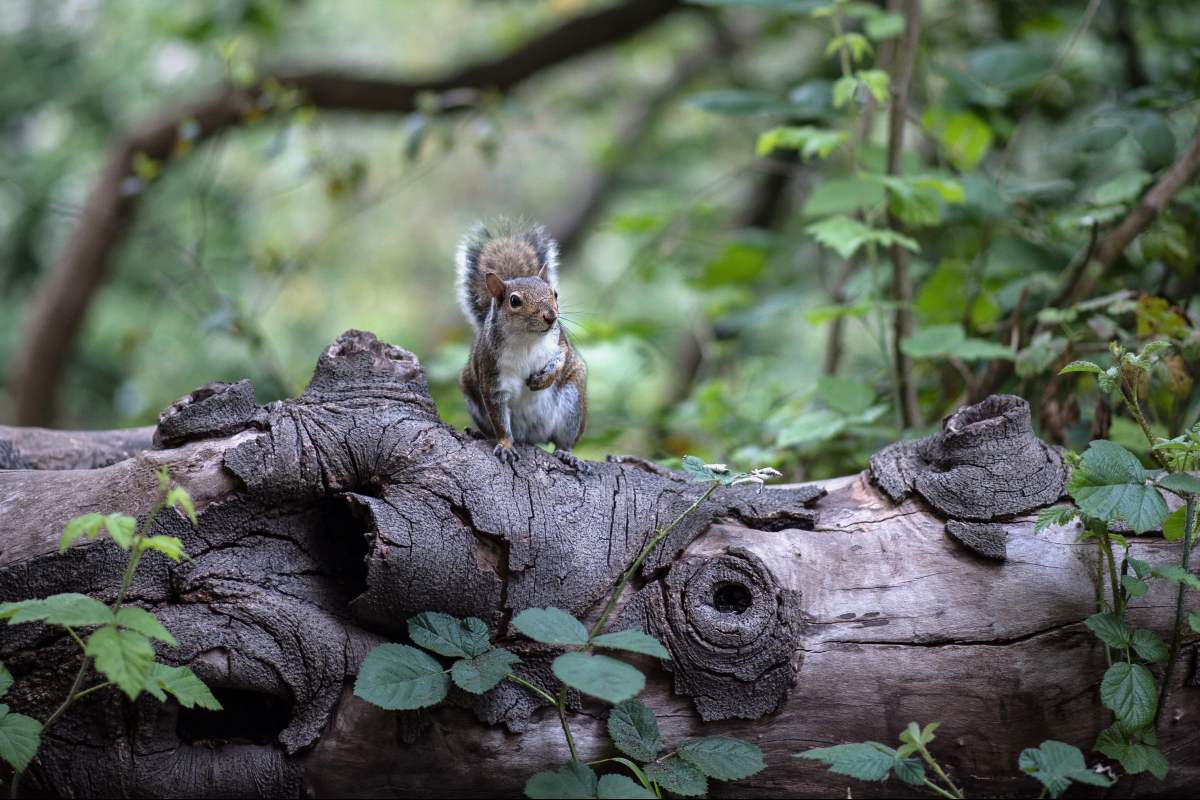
[1,331,1197,798]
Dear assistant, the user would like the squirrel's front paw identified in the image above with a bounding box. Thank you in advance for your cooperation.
[554,449,592,473]
[493,441,520,464]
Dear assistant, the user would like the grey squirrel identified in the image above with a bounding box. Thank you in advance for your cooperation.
[455,221,590,471]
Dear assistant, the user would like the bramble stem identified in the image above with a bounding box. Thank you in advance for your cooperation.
[1156,496,1195,727]
[922,778,959,800]
[916,743,965,799]
[589,483,719,640]
[71,681,113,702]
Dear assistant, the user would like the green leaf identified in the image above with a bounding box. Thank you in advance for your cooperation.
[353,643,449,710]
[1092,171,1151,206]
[647,758,707,797]
[757,126,846,160]
[1085,613,1131,649]
[596,774,655,799]
[1100,662,1157,728]
[115,607,176,645]
[59,513,105,552]
[865,11,904,40]
[806,215,918,260]
[796,742,896,781]
[525,761,598,799]
[803,175,884,217]
[681,455,717,482]
[607,699,662,761]
[892,756,926,786]
[1162,507,1187,542]
[1158,473,1200,496]
[166,486,198,526]
[678,736,766,780]
[1067,440,1168,533]
[777,410,847,448]
[1128,557,1152,579]
[592,630,671,660]
[1122,575,1148,598]
[857,69,890,103]
[408,612,492,659]
[832,75,858,108]
[102,514,137,550]
[85,625,155,700]
[143,663,222,710]
[1095,722,1169,779]
[1059,360,1103,375]
[138,535,187,562]
[512,608,590,646]
[1035,505,1078,533]
[0,663,10,698]
[940,111,993,171]
[451,648,521,694]
[1019,740,1113,798]
[552,652,645,704]
[817,375,875,416]
[1130,629,1169,664]
[0,593,114,628]
[898,721,939,748]
[901,324,1012,361]
[1151,565,1200,591]
[0,704,42,772]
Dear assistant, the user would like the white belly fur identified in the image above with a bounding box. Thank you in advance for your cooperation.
[497,328,569,445]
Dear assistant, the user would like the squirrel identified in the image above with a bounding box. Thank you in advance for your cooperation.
[455,221,590,471]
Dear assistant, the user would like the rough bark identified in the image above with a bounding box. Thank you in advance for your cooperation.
[7,0,685,427]
[1,331,1197,798]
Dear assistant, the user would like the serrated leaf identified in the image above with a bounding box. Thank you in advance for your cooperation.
[596,773,655,799]
[0,704,42,772]
[796,741,895,781]
[1067,440,1168,533]
[525,761,598,799]
[1100,662,1157,728]
[901,324,1012,361]
[1035,505,1078,533]
[817,375,875,416]
[1095,723,1169,779]
[144,663,222,710]
[757,126,846,159]
[892,756,926,786]
[408,612,492,658]
[86,625,155,700]
[115,607,176,645]
[353,643,448,710]
[1122,575,1148,598]
[647,757,707,796]
[1130,629,1169,663]
[1059,360,1104,375]
[681,455,717,482]
[865,11,904,40]
[102,514,137,550]
[806,215,918,260]
[166,486,198,526]
[777,409,847,448]
[138,535,187,562]
[1020,740,1113,798]
[1085,613,1131,649]
[552,652,644,704]
[0,593,114,628]
[1151,565,1200,591]
[512,608,590,646]
[0,663,11,698]
[60,513,106,551]
[1158,473,1200,496]
[592,630,671,660]
[1162,507,1187,542]
[607,699,662,761]
[1128,557,1151,579]
[451,648,521,694]
[678,736,766,780]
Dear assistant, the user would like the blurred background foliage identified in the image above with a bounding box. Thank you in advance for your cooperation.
[1,0,1198,479]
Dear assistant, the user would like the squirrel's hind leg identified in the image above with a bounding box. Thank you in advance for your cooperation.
[553,448,591,473]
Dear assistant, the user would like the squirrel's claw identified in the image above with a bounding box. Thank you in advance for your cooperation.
[554,449,591,473]
[493,442,520,464]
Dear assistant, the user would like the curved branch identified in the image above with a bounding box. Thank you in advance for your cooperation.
[7,0,683,426]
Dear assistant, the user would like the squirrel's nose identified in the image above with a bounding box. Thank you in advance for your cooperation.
[543,310,557,325]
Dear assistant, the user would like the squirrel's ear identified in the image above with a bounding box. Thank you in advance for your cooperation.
[536,261,549,281]
[484,272,506,300]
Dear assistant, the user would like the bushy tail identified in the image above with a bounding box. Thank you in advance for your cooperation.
[455,220,559,329]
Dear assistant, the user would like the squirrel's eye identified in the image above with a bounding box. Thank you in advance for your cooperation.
[509,294,522,308]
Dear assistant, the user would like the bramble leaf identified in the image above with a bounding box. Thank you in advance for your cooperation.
[1085,613,1131,649]
[0,593,113,628]
[0,663,11,698]
[525,761,598,799]
[86,625,155,700]
[607,699,662,761]
[1067,441,1168,533]
[678,736,766,780]
[1035,505,1078,533]
[1158,473,1200,496]
[1100,662,1157,728]
[451,648,521,694]
[143,663,222,709]
[1019,740,1113,798]
[596,774,655,799]
[138,535,187,562]
[512,608,589,646]
[795,742,896,781]
[592,630,671,660]
[409,612,492,659]
[115,607,176,645]
[1130,629,1169,664]
[1162,507,1187,542]
[552,652,644,704]
[647,757,707,796]
[353,644,448,710]
[0,704,42,772]
[166,486,198,526]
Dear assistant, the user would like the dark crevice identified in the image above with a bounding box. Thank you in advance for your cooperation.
[712,581,753,614]
[319,496,371,602]
[176,688,292,746]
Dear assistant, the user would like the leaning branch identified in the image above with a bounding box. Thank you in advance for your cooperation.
[8,0,683,426]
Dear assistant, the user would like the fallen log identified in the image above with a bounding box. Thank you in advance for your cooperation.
[0,330,1196,798]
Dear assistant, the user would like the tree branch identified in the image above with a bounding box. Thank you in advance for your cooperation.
[886,0,921,429]
[7,0,683,426]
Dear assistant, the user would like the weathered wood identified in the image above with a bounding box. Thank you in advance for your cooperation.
[1,330,1197,798]
[0,424,154,470]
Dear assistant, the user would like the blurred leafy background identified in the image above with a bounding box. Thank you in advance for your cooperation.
[1,0,1197,479]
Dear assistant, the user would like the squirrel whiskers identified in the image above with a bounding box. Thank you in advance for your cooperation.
[455,221,590,471]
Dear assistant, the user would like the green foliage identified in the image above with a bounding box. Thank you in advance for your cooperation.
[85,626,156,700]
[552,652,645,704]
[409,612,492,658]
[756,126,846,160]
[806,215,918,260]
[352,644,449,710]
[525,762,599,799]
[1067,440,1168,533]
[591,630,671,660]
[143,663,222,710]
[646,759,707,797]
[1018,740,1114,798]
[0,593,113,627]
[1034,505,1078,533]
[901,324,1013,361]
[607,700,662,762]
[0,704,42,773]
[677,737,766,781]
[1095,724,1169,780]
[512,607,590,646]
[1100,662,1158,729]
[796,742,914,782]
[451,648,521,694]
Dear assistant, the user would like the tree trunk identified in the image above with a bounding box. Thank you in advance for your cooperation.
[1,330,1196,798]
